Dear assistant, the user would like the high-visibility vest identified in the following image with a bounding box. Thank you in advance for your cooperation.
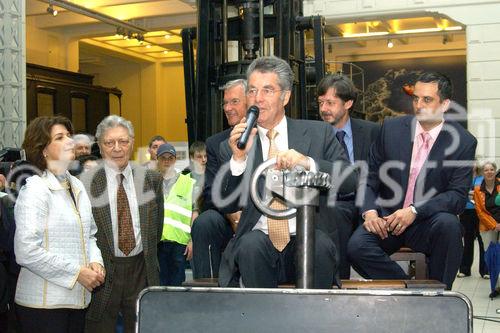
[161,174,196,245]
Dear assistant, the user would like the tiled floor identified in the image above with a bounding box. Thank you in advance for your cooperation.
[452,270,500,332]
[451,242,500,332]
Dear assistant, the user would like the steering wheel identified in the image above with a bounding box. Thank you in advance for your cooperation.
[250,158,297,219]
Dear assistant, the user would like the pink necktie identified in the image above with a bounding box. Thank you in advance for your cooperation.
[403,132,432,208]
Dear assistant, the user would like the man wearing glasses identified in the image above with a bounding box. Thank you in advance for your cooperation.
[216,56,357,288]
[191,79,247,279]
[83,115,163,333]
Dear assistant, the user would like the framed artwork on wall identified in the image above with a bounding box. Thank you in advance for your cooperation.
[351,55,466,126]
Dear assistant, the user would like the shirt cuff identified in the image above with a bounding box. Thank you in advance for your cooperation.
[230,156,247,176]
[362,209,378,220]
[307,157,317,172]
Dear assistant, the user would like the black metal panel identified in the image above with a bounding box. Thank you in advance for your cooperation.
[182,28,197,145]
[138,288,472,333]
[312,15,326,85]
[194,0,212,142]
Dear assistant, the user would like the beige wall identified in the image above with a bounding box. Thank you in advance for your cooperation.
[26,17,79,71]
[159,63,188,142]
[79,55,188,157]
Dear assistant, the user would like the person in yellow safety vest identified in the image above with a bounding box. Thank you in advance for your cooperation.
[156,143,199,286]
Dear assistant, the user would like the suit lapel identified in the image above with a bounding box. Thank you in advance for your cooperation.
[287,117,310,154]
[91,167,115,255]
[416,121,451,184]
[132,165,149,256]
[351,118,363,162]
[400,117,415,193]
[236,137,263,236]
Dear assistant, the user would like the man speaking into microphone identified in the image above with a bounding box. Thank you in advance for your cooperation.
[215,56,357,288]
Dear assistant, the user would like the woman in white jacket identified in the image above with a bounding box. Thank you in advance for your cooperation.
[14,116,105,333]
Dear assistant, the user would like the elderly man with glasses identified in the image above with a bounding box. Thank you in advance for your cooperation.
[216,56,357,288]
[83,115,163,333]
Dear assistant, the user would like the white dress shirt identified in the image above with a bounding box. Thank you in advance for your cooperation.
[230,116,316,236]
[104,163,143,256]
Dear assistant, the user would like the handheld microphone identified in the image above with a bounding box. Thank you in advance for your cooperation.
[237,105,260,149]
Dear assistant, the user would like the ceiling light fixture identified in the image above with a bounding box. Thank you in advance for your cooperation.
[41,0,147,34]
[47,4,58,16]
[444,26,463,31]
[343,31,389,38]
[395,26,462,34]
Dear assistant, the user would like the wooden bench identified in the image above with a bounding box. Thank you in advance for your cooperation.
[182,278,445,290]
[390,247,428,280]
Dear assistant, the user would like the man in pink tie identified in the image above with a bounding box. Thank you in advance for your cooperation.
[347,72,477,290]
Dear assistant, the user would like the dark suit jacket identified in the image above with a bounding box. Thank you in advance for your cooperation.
[362,115,477,221]
[351,117,380,163]
[202,128,232,211]
[84,163,163,321]
[216,117,358,286]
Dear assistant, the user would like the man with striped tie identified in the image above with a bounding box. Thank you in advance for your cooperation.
[216,56,357,288]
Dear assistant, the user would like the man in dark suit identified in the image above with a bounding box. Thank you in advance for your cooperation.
[216,56,357,288]
[84,115,163,333]
[191,79,247,278]
[317,74,380,279]
[347,72,477,290]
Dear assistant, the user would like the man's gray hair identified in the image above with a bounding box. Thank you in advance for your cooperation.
[220,79,247,92]
[72,133,93,144]
[95,115,135,142]
[246,56,294,91]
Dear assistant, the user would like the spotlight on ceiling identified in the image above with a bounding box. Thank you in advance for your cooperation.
[116,27,125,37]
[387,39,394,48]
[47,4,58,16]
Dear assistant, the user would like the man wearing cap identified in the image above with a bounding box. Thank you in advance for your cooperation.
[144,135,166,170]
[156,143,198,286]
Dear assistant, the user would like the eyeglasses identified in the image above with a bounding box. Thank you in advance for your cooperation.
[102,139,131,148]
[317,99,338,108]
[247,87,282,98]
[221,98,241,107]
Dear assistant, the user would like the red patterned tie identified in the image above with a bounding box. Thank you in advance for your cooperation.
[117,174,136,255]
[403,132,432,208]
[266,128,290,252]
